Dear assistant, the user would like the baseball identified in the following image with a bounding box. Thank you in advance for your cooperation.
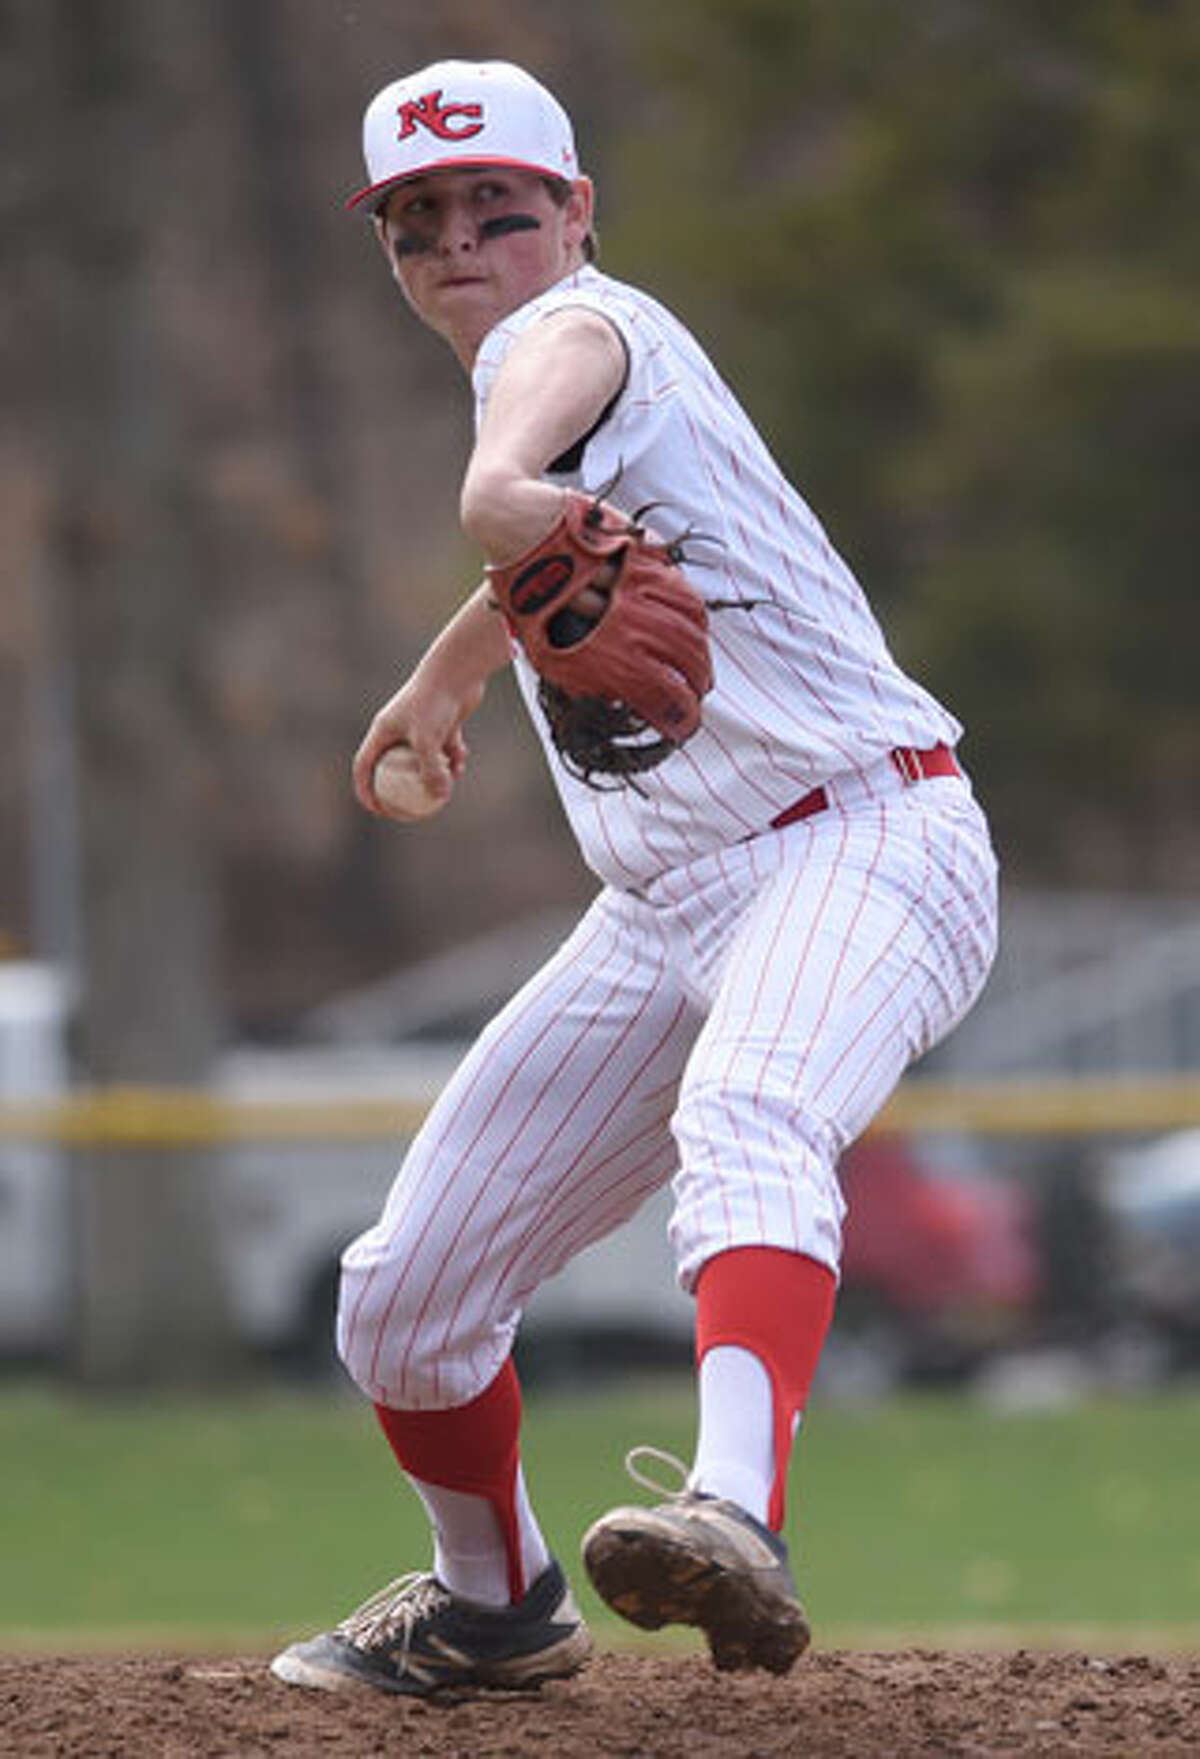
[372,743,451,821]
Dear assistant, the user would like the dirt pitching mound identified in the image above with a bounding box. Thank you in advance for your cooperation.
[2,1648,1198,1756]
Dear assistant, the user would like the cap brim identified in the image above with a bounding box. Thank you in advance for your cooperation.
[346,155,573,212]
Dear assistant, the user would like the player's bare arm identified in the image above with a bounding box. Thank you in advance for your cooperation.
[460,307,627,567]
[352,582,510,816]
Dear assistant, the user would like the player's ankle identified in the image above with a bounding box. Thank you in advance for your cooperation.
[688,1462,771,1527]
[433,1544,517,1608]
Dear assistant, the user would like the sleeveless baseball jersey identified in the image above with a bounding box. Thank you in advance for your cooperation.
[473,266,962,890]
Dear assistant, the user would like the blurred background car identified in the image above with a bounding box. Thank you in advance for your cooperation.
[818,1132,1043,1398]
[237,1110,1044,1396]
[0,972,1047,1393]
[1096,1130,1200,1376]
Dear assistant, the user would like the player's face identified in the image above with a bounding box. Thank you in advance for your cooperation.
[374,168,592,367]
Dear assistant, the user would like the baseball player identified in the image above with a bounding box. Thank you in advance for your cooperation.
[271,59,998,1697]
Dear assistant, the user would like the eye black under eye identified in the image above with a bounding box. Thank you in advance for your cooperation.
[479,213,542,241]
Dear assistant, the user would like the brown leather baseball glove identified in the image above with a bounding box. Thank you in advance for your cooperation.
[486,490,713,787]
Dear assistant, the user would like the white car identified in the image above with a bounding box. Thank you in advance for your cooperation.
[1101,1129,1200,1364]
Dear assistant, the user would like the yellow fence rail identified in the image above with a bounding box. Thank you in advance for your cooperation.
[0,1075,1198,1146]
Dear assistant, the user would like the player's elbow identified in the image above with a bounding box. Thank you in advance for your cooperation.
[460,462,520,546]
[461,466,564,567]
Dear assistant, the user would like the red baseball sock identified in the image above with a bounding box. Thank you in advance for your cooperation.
[695,1247,837,1530]
[374,1357,528,1602]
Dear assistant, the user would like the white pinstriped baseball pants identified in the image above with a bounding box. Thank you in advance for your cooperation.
[338,764,998,1410]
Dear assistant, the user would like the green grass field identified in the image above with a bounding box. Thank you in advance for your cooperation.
[5,1375,1199,1653]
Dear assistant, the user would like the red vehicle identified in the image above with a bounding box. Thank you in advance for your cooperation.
[826,1132,1042,1391]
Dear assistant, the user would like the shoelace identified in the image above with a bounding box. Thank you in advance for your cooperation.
[624,1443,694,1500]
[337,1571,450,1652]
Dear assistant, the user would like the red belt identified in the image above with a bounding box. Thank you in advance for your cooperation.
[770,744,960,831]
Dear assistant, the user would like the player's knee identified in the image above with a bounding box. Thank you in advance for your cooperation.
[334,1259,512,1408]
[670,1083,846,1280]
[333,1258,414,1398]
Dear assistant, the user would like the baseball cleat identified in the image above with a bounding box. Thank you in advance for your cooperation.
[581,1449,810,1675]
[268,1557,592,1697]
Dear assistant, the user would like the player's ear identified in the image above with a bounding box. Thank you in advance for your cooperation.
[563,177,595,259]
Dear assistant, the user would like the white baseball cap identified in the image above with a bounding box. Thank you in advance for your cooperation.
[347,60,580,212]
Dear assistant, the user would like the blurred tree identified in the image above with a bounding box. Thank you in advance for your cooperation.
[606,0,1200,884]
[4,0,1200,1054]
[37,0,239,1384]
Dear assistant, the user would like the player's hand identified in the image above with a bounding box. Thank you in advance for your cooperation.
[352,670,483,818]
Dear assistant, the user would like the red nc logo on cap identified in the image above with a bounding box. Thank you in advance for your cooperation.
[396,90,485,142]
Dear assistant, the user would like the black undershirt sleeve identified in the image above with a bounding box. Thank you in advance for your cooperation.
[545,324,630,477]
